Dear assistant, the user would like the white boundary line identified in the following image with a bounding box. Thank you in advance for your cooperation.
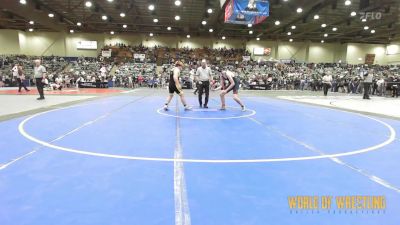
[18,102,396,163]
[157,107,257,120]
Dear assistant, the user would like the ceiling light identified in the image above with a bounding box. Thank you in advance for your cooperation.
[186,34,190,38]
[275,20,280,25]
[102,15,108,20]
[148,4,155,11]
[20,0,27,4]
[291,25,296,29]
[110,31,114,35]
[371,29,375,34]
[287,32,291,35]
[324,33,328,37]
[120,13,125,17]
[207,8,213,14]
[85,1,92,7]
[209,28,213,33]
[149,33,153,37]
[321,23,327,28]
[249,30,253,34]
[48,13,54,18]
[296,8,303,13]
[256,37,260,41]
[29,21,34,25]
[123,24,127,28]
[321,40,325,43]
[28,28,33,32]
[167,26,172,30]
[350,11,356,16]
[248,24,252,28]
[362,18,367,22]
[77,22,82,26]
[175,15,180,20]
[314,15,319,19]
[107,0,114,2]
[289,38,293,42]
[70,29,74,33]
[202,20,207,25]
[332,27,337,31]
[222,36,226,40]
[345,0,351,6]
[358,57,362,61]
[153,18,159,23]
[175,0,181,6]
[364,26,369,30]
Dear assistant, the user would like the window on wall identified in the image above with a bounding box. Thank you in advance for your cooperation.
[386,44,400,55]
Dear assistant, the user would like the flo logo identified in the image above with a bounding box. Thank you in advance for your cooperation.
[360,12,383,20]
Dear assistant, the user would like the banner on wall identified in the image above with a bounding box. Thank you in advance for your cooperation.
[242,56,251,61]
[253,47,271,56]
[77,41,98,50]
[134,54,146,60]
[225,0,269,25]
[102,50,112,58]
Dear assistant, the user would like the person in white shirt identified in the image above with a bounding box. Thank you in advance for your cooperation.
[322,72,333,96]
[195,59,212,108]
[363,68,373,100]
[100,65,107,77]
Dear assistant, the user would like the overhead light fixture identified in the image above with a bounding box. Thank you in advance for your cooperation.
[167,26,172,30]
[324,33,328,37]
[371,29,376,33]
[85,1,92,8]
[321,23,327,28]
[362,18,367,22]
[207,8,213,14]
[107,0,114,2]
[28,28,34,32]
[289,38,293,42]
[186,34,190,38]
[321,40,325,43]
[364,26,369,30]
[175,0,181,6]
[153,18,159,23]
[29,21,34,25]
[148,4,155,11]
[332,27,337,31]
[123,24,127,28]
[314,15,319,20]
[222,36,226,40]
[256,37,260,41]
[358,57,362,61]
[209,28,213,32]
[77,22,82,26]
[102,15,108,20]
[120,13,126,17]
[291,25,296,29]
[248,24,252,28]
[20,0,27,4]
[70,29,74,33]
[202,20,207,25]
[296,8,303,13]
[275,20,280,25]
[48,13,54,18]
[345,0,351,6]
[175,15,180,20]
[149,33,154,37]
[287,32,291,35]
[110,31,114,35]
[350,11,356,16]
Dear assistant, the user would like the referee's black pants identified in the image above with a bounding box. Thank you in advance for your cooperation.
[35,78,45,99]
[363,82,371,99]
[198,81,210,107]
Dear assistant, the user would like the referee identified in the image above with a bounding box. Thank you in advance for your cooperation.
[195,59,212,108]
[34,59,47,100]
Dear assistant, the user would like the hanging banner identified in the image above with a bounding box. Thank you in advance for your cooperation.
[242,56,251,61]
[102,49,112,58]
[225,0,269,25]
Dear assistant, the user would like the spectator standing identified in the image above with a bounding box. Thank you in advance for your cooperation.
[363,69,373,100]
[322,72,333,96]
[17,63,30,92]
